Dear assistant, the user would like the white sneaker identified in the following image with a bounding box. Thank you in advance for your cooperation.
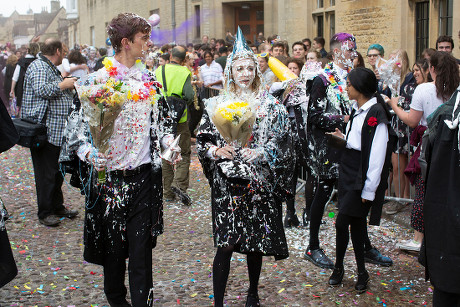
[396,239,421,252]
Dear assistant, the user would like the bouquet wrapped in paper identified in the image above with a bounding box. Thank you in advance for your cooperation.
[211,100,255,147]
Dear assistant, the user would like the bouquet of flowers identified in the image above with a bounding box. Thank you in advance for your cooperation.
[211,100,255,147]
[75,57,159,183]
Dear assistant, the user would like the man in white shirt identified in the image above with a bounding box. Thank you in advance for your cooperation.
[70,13,176,306]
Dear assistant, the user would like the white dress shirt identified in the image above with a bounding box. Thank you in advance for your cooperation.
[345,97,388,201]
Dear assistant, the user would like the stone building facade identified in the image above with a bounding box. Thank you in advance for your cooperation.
[75,0,459,62]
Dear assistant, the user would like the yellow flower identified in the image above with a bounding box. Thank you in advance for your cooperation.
[102,57,113,70]
[216,101,250,123]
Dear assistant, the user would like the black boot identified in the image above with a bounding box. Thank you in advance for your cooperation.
[355,270,369,293]
[284,210,300,228]
[328,266,344,285]
[245,293,260,307]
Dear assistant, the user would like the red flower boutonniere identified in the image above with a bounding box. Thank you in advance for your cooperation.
[367,117,378,127]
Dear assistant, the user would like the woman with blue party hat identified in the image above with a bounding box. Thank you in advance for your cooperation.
[196,27,294,307]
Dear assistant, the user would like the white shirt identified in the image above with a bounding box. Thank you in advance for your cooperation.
[410,82,444,126]
[69,63,87,79]
[345,98,388,201]
[57,58,71,74]
[199,61,224,89]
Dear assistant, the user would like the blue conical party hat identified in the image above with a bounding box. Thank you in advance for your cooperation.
[231,26,253,58]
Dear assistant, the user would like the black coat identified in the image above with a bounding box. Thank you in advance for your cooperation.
[423,89,460,294]
[197,94,294,260]
[306,64,350,179]
[0,98,19,288]
[0,97,19,152]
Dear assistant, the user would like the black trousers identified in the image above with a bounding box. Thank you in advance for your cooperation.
[0,228,18,288]
[433,288,460,307]
[102,167,157,307]
[30,142,65,219]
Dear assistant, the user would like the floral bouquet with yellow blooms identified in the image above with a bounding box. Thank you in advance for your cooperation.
[75,57,159,183]
[211,100,255,147]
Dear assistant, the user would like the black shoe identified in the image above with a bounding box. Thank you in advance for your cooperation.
[364,247,393,267]
[107,298,131,307]
[304,246,334,269]
[302,209,310,227]
[39,215,61,227]
[171,186,191,206]
[355,270,370,293]
[245,293,260,307]
[54,208,78,219]
[284,210,300,228]
[328,266,344,285]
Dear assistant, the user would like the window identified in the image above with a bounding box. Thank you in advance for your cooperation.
[330,0,335,6]
[329,13,335,37]
[415,1,429,58]
[195,5,201,39]
[439,0,453,36]
[317,15,324,38]
[71,0,76,10]
[317,0,324,8]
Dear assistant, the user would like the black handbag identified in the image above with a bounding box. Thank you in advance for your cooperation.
[162,65,186,123]
[12,117,48,149]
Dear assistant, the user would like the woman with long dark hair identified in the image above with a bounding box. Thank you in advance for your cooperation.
[328,67,395,292]
[388,51,460,251]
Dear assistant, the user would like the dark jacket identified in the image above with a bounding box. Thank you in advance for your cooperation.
[423,89,460,294]
[306,64,349,179]
[14,56,36,107]
[0,98,19,288]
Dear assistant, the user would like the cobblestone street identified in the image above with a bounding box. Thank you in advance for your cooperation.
[0,145,432,306]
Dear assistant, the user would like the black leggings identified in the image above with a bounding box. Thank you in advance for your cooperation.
[308,178,335,249]
[213,245,263,307]
[334,212,367,273]
[286,166,316,213]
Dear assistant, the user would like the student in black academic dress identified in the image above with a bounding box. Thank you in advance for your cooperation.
[327,67,395,292]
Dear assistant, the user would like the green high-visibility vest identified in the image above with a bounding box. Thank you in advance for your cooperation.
[155,64,191,123]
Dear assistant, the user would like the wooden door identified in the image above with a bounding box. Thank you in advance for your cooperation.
[235,5,264,43]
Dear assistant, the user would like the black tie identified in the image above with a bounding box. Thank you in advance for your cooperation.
[346,108,357,141]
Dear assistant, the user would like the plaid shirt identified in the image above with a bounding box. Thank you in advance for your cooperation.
[21,55,73,146]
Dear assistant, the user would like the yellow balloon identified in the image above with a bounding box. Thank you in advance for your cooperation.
[268,57,297,81]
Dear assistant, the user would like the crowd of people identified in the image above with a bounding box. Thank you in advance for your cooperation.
[1,12,460,307]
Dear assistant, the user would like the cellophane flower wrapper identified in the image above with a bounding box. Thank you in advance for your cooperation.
[299,61,322,81]
[378,56,401,97]
[207,97,256,147]
[75,74,126,183]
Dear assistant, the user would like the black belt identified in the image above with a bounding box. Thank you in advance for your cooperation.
[108,163,151,178]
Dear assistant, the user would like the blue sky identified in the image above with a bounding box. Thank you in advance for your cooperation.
[0,0,66,17]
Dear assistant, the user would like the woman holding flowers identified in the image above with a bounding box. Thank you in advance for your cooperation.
[60,13,175,306]
[197,28,293,307]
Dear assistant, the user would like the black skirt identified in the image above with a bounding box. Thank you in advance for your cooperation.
[337,148,372,218]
